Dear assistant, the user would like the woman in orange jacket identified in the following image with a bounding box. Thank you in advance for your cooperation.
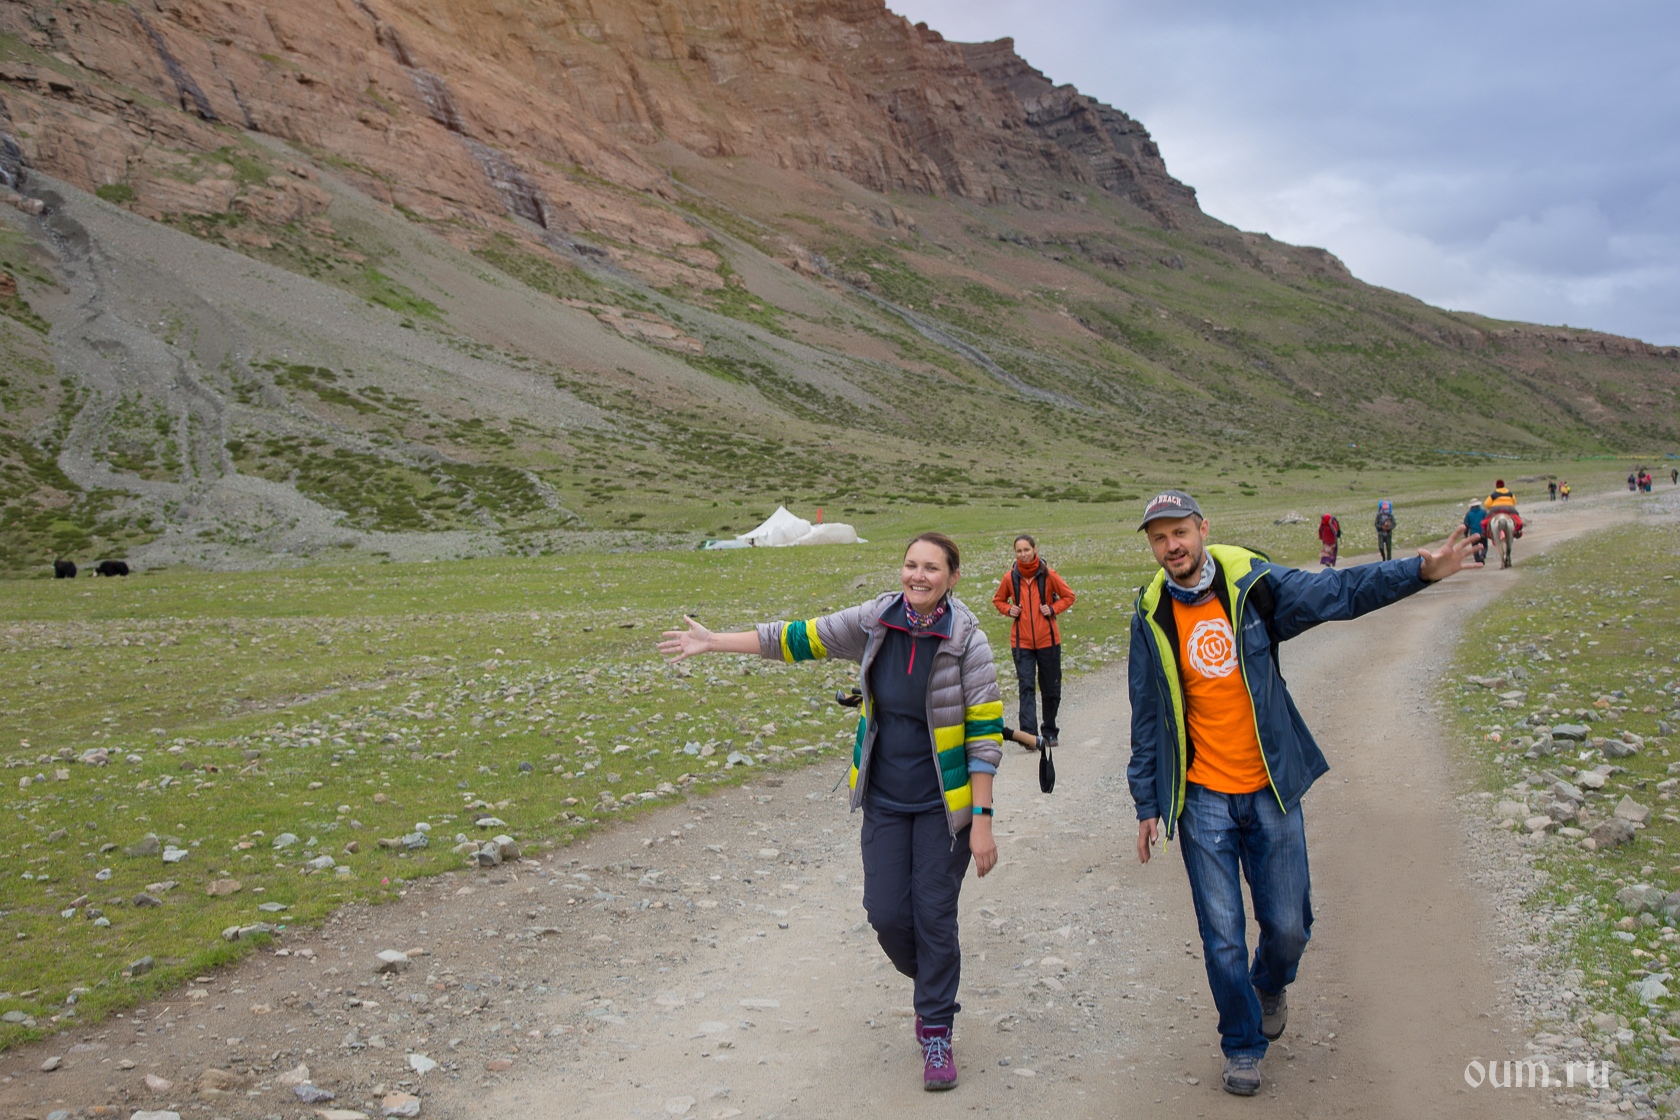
[993,535,1076,747]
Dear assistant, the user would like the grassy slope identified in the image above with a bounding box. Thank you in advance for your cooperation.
[0,98,1675,573]
[0,469,1621,1044]
[1446,501,1680,1098]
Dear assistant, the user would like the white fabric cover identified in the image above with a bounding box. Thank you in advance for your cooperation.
[738,506,812,547]
[713,506,865,548]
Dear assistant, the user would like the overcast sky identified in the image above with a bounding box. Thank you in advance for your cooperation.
[890,0,1680,345]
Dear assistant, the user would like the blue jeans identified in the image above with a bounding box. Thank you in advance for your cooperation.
[1178,782,1313,1058]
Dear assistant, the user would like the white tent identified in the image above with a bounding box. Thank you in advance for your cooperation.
[701,505,864,549]
[740,505,812,547]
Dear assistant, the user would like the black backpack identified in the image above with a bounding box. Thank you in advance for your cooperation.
[1010,564,1058,642]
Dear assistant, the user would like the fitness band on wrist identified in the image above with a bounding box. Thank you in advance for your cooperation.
[975,806,994,817]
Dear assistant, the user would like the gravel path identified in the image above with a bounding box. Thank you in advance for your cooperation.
[0,495,1633,1119]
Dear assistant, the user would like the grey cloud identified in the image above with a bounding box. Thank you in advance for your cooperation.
[892,0,1680,342]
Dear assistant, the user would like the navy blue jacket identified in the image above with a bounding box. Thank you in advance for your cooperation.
[1127,544,1430,837]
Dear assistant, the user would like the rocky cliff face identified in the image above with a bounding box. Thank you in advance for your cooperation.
[0,0,1200,287]
[0,0,1673,575]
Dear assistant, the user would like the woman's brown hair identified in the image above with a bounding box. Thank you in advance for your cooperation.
[906,531,960,572]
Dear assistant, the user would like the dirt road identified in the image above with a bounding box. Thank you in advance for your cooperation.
[0,495,1624,1119]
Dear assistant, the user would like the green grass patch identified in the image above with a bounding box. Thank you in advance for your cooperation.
[352,267,439,320]
[1444,509,1680,1094]
[473,233,601,302]
[0,472,1624,1041]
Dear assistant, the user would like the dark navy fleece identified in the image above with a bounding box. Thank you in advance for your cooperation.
[865,600,949,812]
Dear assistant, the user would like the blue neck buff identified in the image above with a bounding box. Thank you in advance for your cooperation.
[1164,553,1217,605]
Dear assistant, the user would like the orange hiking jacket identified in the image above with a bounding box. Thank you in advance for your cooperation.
[993,561,1076,650]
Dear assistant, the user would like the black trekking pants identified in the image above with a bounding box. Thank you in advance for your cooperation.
[1012,643,1062,739]
[860,802,973,1028]
[1376,530,1393,562]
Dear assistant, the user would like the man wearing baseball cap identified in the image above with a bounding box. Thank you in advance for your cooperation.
[1126,489,1479,1096]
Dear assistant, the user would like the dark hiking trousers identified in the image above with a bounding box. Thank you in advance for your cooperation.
[1012,644,1062,739]
[860,801,973,1028]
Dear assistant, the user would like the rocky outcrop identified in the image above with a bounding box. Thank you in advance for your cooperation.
[0,0,1203,293]
[954,35,1198,224]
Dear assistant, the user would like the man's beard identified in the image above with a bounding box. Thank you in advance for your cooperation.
[1167,543,1205,583]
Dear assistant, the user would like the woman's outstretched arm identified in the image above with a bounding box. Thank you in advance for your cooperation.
[658,615,759,661]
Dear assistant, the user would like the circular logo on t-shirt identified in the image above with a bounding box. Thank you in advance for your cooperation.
[1186,618,1238,678]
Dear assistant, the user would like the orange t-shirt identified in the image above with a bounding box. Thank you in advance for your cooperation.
[1171,595,1270,795]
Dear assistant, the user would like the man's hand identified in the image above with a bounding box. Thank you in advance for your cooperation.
[1136,818,1161,864]
[971,818,998,877]
[1418,525,1483,582]
[657,615,712,661]
[1006,604,1022,618]
[1039,603,1054,617]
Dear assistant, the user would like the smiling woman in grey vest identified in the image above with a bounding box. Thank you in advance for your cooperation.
[659,532,1004,1092]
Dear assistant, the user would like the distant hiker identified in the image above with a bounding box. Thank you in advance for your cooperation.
[1316,514,1341,567]
[1127,490,1480,1097]
[1560,480,1571,501]
[1483,480,1522,537]
[661,532,1002,1092]
[992,534,1075,749]
[1548,481,1558,501]
[1373,500,1396,562]
[1672,468,1678,486]
[1630,471,1639,492]
[1640,470,1653,493]
[1463,500,1489,565]
[53,559,76,579]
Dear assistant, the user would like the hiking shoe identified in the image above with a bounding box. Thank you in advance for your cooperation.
[1256,987,1287,1041]
[1044,735,1058,749]
[1221,1055,1262,1096]
[917,1021,958,1091]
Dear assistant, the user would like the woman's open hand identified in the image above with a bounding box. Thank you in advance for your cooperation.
[971,820,998,877]
[657,615,712,661]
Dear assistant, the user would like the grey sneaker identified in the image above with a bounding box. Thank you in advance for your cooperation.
[1222,1054,1262,1096]
[1256,987,1287,1041]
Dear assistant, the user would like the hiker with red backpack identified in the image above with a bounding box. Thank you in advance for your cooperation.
[993,535,1076,749]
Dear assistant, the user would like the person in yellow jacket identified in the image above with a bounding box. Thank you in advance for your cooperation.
[1483,480,1523,537]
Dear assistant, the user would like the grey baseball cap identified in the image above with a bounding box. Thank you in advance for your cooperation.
[1137,489,1203,530]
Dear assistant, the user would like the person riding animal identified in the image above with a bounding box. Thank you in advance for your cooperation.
[1482,480,1522,538]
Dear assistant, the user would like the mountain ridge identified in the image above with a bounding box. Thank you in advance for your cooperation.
[0,0,1674,574]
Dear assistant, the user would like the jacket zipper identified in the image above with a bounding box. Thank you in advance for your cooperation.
[876,615,965,839]
[1232,575,1287,815]
[1140,588,1188,833]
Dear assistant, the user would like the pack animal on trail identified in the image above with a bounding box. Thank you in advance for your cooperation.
[1486,513,1517,570]
[53,559,76,579]
[94,560,130,577]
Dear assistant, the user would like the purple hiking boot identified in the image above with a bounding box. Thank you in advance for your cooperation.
[916,1019,958,1090]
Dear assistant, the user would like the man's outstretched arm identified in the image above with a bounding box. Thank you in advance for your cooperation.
[1267,526,1481,639]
